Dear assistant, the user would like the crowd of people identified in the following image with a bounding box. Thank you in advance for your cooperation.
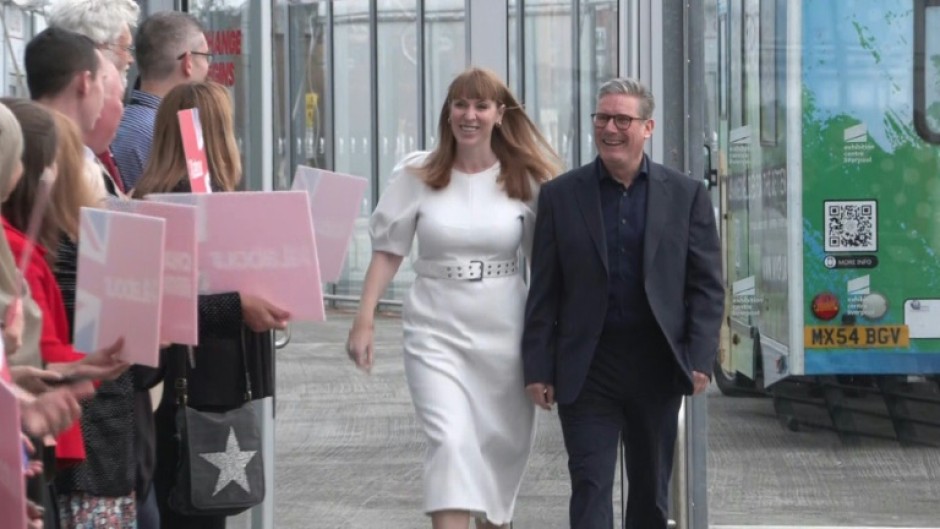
[2,1,288,528]
[4,1,724,529]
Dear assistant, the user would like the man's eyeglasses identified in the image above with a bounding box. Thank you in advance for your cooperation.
[591,113,646,130]
[177,51,214,63]
[102,43,135,54]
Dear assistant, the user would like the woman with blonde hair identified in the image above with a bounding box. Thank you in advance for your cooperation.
[0,99,43,372]
[347,67,562,529]
[133,81,289,529]
[2,99,128,528]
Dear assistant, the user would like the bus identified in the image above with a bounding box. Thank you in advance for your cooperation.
[712,0,940,442]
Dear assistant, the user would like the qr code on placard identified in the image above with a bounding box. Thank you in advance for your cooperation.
[824,200,877,252]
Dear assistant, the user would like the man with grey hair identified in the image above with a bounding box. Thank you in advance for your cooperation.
[111,11,211,191]
[522,77,723,528]
[46,0,140,79]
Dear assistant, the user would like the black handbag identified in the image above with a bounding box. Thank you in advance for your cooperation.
[167,333,265,516]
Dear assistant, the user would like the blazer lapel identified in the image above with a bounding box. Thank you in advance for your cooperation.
[643,163,670,278]
[575,162,608,273]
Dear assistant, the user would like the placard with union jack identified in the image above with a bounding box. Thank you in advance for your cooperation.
[74,208,166,366]
[106,199,198,345]
[0,381,25,529]
[292,166,367,283]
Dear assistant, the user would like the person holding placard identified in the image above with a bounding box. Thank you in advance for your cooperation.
[3,97,131,444]
[133,81,289,529]
[346,68,561,529]
[3,100,132,520]
[0,104,47,383]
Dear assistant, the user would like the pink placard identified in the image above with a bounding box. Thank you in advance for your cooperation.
[0,333,8,383]
[106,199,198,345]
[147,192,325,322]
[292,166,368,283]
[178,109,211,194]
[74,208,165,366]
[0,382,25,529]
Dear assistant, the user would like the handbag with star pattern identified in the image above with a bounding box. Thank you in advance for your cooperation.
[167,332,266,516]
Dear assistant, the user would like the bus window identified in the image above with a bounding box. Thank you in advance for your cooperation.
[915,0,940,143]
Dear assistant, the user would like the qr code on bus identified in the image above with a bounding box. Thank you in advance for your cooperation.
[824,200,877,252]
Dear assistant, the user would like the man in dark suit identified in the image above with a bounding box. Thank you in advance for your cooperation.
[522,77,723,529]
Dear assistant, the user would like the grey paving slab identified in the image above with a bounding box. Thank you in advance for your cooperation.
[271,311,940,528]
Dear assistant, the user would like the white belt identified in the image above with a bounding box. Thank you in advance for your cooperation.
[413,259,519,281]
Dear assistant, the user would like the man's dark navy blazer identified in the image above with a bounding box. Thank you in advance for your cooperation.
[522,156,724,405]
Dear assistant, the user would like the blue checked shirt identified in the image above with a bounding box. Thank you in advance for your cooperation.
[112,90,162,191]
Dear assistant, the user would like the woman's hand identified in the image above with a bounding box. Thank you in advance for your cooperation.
[21,434,43,479]
[26,499,45,529]
[20,381,94,438]
[346,317,375,373]
[240,294,290,332]
[48,337,129,382]
[9,366,64,395]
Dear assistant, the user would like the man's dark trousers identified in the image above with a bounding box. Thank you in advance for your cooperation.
[559,328,683,529]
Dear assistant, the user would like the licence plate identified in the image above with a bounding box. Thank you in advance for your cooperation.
[804,325,909,348]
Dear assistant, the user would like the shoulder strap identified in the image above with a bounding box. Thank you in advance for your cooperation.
[174,329,254,406]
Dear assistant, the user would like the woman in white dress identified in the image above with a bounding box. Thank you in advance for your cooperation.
[347,68,561,529]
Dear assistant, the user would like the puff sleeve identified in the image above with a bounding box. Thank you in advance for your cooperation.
[369,151,429,256]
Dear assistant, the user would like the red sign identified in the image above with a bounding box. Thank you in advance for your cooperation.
[177,109,211,194]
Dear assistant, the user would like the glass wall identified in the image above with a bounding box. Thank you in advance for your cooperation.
[332,2,373,189]
[377,0,418,188]
[522,0,574,168]
[273,1,329,191]
[578,0,618,164]
[188,0,259,188]
[0,4,47,98]
[272,0,468,299]
[423,0,465,147]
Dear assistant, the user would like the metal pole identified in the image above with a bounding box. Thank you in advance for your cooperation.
[670,399,688,528]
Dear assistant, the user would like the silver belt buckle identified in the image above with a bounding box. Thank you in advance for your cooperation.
[468,260,484,281]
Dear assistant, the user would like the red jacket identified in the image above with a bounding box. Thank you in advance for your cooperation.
[3,217,85,465]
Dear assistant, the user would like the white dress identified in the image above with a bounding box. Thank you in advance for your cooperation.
[370,152,538,525]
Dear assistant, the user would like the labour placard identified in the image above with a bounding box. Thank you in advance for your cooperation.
[146,192,324,322]
[292,166,367,283]
[0,380,25,529]
[74,208,165,366]
[178,109,212,194]
[106,199,198,345]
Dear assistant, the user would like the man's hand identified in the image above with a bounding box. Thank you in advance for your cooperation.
[525,382,555,410]
[240,294,290,332]
[692,370,710,395]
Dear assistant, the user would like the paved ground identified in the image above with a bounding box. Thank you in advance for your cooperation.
[268,310,940,528]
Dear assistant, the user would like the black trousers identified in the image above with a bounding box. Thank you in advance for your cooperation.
[558,329,683,529]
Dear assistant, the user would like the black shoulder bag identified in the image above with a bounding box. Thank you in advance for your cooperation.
[167,330,266,516]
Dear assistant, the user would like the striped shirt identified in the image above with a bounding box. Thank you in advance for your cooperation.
[112,89,162,191]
